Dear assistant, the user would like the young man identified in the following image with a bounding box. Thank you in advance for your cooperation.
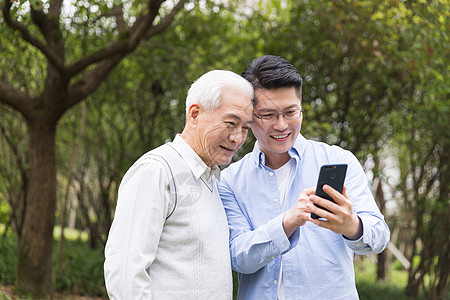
[104,70,254,299]
[218,55,390,299]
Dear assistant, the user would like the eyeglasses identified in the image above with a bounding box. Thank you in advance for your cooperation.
[254,108,303,124]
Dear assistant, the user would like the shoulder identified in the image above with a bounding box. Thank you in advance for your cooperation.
[135,143,183,169]
[219,152,255,187]
[305,138,355,163]
[120,146,175,186]
[222,152,254,175]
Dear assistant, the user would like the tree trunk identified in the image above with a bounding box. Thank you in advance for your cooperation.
[373,177,388,281]
[376,249,387,281]
[0,1,185,296]
[16,118,57,298]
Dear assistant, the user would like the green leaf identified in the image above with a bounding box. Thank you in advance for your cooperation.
[29,0,37,9]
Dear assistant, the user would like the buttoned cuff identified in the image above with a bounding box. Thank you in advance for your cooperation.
[265,213,299,255]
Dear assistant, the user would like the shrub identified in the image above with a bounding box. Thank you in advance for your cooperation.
[0,231,107,298]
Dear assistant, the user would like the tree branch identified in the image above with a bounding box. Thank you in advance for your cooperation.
[127,0,163,49]
[112,3,126,33]
[30,6,60,45]
[63,0,186,112]
[66,42,128,77]
[145,0,187,39]
[1,0,65,73]
[66,0,186,77]
[0,81,33,119]
[65,54,124,111]
[49,0,63,18]
[65,0,161,77]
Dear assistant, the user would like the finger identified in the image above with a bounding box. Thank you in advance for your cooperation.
[322,184,346,205]
[309,194,337,213]
[301,187,316,196]
[297,187,316,201]
[342,186,348,198]
[307,201,336,220]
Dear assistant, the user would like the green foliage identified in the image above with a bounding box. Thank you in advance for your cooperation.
[355,258,425,300]
[0,205,9,226]
[0,231,106,298]
[252,0,406,159]
[1,0,448,298]
[0,234,17,285]
[53,239,106,297]
[0,107,28,237]
[0,7,46,96]
[356,280,420,300]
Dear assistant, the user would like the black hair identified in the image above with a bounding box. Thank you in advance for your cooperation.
[241,55,303,98]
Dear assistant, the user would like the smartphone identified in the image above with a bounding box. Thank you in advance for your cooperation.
[311,164,348,219]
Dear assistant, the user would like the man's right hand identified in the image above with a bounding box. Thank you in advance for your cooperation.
[282,187,315,238]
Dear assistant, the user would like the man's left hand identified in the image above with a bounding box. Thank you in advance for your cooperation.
[307,185,363,240]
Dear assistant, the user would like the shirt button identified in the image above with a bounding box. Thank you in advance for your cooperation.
[269,172,274,176]
[274,280,278,285]
[273,198,278,203]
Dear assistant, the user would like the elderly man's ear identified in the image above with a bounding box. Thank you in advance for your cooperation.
[187,103,202,126]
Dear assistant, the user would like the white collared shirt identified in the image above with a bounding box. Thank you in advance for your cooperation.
[104,135,232,300]
[172,134,220,183]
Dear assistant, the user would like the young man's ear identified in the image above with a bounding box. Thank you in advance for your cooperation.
[187,103,202,125]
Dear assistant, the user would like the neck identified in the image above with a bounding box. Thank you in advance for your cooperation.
[264,152,291,170]
[180,129,213,168]
[179,129,195,151]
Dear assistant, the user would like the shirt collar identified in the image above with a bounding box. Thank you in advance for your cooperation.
[251,133,307,167]
[171,135,220,183]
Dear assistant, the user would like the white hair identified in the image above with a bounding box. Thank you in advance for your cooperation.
[185,70,254,118]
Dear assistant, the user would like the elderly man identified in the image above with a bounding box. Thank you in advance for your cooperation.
[104,70,254,299]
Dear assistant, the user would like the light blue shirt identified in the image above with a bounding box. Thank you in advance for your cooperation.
[218,134,390,300]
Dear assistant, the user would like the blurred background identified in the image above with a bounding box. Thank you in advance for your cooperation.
[0,0,448,299]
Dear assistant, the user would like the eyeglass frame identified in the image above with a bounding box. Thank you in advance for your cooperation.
[253,108,304,124]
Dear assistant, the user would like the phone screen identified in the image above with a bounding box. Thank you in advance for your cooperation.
[311,164,348,219]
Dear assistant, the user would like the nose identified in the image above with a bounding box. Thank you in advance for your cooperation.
[273,115,288,131]
[229,130,245,145]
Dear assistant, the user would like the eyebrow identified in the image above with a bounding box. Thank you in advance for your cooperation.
[225,113,253,124]
[257,104,300,112]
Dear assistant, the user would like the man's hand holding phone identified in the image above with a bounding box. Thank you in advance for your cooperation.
[283,164,363,240]
[307,164,362,240]
[308,185,362,240]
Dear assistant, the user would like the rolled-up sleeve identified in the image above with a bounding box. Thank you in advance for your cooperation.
[345,213,390,254]
[343,151,390,254]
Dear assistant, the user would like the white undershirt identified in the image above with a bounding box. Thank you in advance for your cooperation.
[273,158,295,300]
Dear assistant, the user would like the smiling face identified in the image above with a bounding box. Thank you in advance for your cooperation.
[188,87,253,167]
[251,87,302,169]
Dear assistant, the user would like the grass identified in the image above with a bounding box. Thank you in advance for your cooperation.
[355,257,424,300]
[53,226,89,242]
